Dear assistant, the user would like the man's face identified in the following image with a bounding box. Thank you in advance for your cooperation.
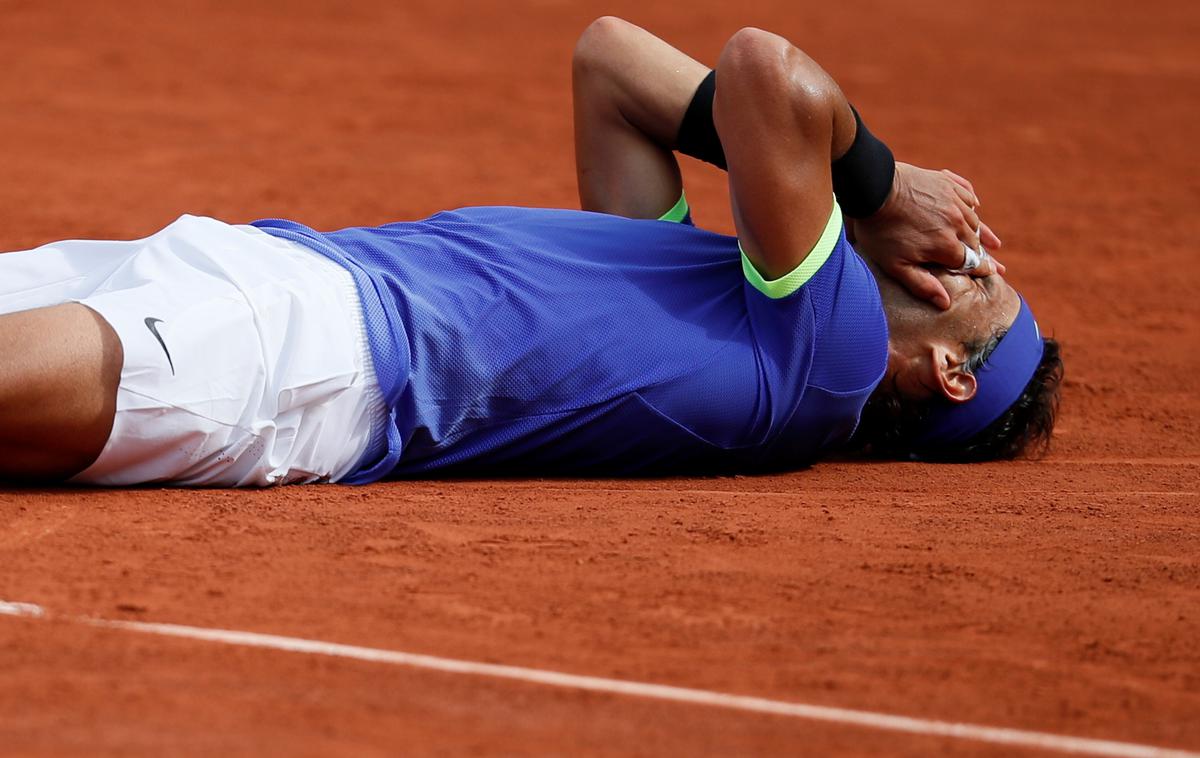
[935,269,1022,343]
[873,265,1022,402]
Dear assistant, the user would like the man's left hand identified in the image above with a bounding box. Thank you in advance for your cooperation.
[849,162,1003,310]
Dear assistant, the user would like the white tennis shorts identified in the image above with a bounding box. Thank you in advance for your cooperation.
[0,215,387,486]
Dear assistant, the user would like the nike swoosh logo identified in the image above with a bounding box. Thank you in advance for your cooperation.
[144,317,175,376]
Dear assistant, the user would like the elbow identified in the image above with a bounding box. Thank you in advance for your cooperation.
[716,27,839,120]
[573,16,635,83]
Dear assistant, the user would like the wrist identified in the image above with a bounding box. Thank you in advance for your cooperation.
[862,164,905,223]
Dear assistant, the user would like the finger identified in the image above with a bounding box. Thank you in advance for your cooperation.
[895,263,951,310]
[926,229,972,270]
[950,181,976,208]
[980,222,1002,250]
[958,204,982,247]
[993,256,1007,275]
[943,170,979,205]
[965,253,999,278]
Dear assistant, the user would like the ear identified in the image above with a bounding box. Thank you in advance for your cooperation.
[929,344,978,403]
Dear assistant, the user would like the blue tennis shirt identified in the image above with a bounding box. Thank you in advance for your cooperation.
[252,198,887,482]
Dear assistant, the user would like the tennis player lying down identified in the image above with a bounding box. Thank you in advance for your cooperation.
[0,18,1062,486]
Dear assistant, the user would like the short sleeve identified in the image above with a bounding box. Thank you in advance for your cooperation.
[739,197,842,299]
[657,193,695,226]
[737,200,886,449]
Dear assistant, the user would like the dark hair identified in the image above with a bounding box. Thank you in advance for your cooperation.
[851,337,1063,462]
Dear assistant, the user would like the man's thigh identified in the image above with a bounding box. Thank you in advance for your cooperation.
[0,216,385,487]
[0,303,122,481]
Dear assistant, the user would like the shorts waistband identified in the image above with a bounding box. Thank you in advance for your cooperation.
[292,247,390,478]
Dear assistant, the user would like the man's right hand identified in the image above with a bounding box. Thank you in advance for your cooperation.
[849,162,1003,309]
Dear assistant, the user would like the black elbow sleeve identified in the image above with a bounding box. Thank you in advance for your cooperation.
[677,74,895,219]
[676,70,727,170]
[831,105,896,218]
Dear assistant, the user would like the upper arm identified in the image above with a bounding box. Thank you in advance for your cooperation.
[572,17,710,220]
[713,28,855,293]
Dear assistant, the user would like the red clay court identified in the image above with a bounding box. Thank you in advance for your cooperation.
[1,0,1198,755]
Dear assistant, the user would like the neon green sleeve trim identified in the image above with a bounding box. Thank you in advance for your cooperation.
[657,192,690,223]
[740,198,843,299]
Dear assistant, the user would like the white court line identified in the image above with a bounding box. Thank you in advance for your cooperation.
[1,600,1195,758]
[536,486,1199,499]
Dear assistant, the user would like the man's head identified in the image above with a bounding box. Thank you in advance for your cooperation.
[854,265,1063,461]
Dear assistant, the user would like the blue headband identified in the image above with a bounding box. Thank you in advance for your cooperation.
[915,296,1044,448]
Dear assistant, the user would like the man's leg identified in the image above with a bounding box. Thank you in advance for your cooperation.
[0,303,122,481]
